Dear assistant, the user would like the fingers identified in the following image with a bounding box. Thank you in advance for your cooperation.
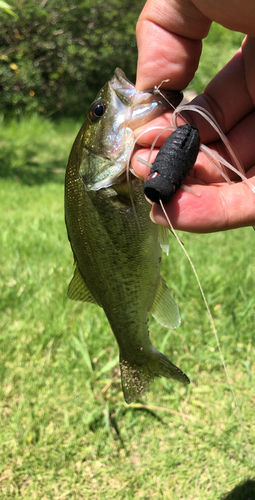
[133,40,255,179]
[136,1,255,178]
[136,0,211,90]
[135,0,255,233]
[150,178,255,232]
[136,0,255,93]
[133,149,230,184]
[180,101,255,176]
[242,35,255,104]
[192,0,255,36]
[132,146,255,232]
[181,46,254,143]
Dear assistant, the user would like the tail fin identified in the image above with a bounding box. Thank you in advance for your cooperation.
[120,349,189,404]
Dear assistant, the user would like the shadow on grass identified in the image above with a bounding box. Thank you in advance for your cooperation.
[221,479,255,500]
[0,160,66,185]
[0,117,74,185]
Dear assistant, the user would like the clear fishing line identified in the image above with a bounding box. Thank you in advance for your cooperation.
[134,84,255,461]
[159,199,254,464]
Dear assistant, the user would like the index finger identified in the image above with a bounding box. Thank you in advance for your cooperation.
[136,0,211,90]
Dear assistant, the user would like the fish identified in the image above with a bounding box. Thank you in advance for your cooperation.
[65,68,190,403]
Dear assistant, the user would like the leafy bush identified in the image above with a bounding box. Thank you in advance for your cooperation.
[0,0,142,118]
[0,1,245,119]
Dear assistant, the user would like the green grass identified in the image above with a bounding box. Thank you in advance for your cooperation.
[0,23,253,495]
[188,23,244,93]
[0,114,80,185]
[0,113,255,499]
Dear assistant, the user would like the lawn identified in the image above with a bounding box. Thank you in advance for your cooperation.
[0,24,254,500]
[188,23,244,94]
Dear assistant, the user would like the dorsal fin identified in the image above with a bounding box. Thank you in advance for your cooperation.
[149,276,180,329]
[68,265,100,305]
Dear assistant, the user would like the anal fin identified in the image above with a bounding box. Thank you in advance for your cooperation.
[158,226,169,255]
[149,276,180,329]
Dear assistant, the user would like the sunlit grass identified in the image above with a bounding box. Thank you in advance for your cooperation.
[0,172,254,498]
[1,23,255,494]
[0,114,80,184]
[188,23,244,93]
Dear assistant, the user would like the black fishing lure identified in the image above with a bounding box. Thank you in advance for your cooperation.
[143,124,200,204]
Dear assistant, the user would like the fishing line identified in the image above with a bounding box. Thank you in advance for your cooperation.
[172,104,246,176]
[159,199,254,463]
[126,125,171,233]
[133,83,254,461]
[154,86,255,194]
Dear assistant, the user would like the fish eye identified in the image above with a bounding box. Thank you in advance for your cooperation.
[89,101,107,122]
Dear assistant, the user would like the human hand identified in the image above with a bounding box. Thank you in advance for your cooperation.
[133,0,255,232]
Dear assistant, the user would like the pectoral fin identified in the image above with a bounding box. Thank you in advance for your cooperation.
[149,276,180,329]
[68,265,100,305]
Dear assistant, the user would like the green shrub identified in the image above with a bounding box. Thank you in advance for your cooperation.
[0,0,142,118]
[0,1,245,119]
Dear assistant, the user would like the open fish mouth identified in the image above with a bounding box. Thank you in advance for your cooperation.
[81,68,183,192]
[110,68,183,131]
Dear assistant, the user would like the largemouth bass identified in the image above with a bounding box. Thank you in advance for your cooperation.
[65,68,190,403]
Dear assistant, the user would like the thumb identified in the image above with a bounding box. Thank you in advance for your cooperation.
[150,179,255,232]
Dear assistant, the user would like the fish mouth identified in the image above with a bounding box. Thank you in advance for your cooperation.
[110,68,183,131]
[86,69,183,192]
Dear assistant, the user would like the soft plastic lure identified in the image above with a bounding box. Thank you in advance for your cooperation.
[143,124,200,204]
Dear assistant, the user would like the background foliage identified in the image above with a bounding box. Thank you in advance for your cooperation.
[0,0,143,118]
[0,1,245,119]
